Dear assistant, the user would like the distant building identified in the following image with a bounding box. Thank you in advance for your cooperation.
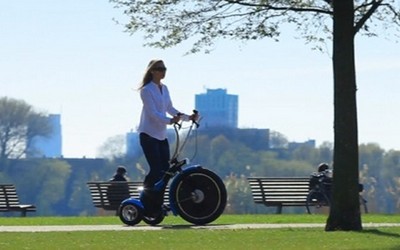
[195,88,238,128]
[288,139,316,150]
[126,131,140,159]
[203,127,270,151]
[28,114,62,158]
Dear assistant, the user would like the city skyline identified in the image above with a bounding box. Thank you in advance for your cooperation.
[1,1,400,158]
[39,88,313,159]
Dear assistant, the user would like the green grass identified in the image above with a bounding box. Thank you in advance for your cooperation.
[0,214,398,225]
[0,214,399,249]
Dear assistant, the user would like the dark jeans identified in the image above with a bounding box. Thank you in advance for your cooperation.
[139,133,170,188]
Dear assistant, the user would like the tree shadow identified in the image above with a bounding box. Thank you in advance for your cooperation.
[158,224,229,230]
[358,228,400,249]
[360,228,400,238]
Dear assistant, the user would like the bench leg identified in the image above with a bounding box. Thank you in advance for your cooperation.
[20,210,27,217]
[276,206,282,214]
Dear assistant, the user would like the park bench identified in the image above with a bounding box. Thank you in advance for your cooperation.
[247,177,310,214]
[87,181,169,214]
[0,184,36,217]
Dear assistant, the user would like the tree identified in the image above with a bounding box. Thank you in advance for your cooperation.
[269,130,289,149]
[111,0,400,230]
[0,97,52,166]
[17,159,71,215]
[97,134,127,160]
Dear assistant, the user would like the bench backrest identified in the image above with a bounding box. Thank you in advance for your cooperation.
[247,177,310,206]
[0,184,21,211]
[87,181,169,210]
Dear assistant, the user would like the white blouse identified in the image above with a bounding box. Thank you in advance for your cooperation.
[137,82,180,140]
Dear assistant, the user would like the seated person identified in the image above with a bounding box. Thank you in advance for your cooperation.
[309,163,332,194]
[310,163,364,196]
[107,166,130,208]
[110,166,128,182]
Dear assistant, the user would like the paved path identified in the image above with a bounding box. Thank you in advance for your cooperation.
[1,223,400,232]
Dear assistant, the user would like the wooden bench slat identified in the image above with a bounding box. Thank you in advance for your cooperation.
[0,184,36,217]
[247,177,312,214]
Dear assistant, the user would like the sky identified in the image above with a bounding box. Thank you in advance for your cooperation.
[1,1,399,158]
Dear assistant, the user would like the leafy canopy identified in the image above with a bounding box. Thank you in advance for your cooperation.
[111,0,399,53]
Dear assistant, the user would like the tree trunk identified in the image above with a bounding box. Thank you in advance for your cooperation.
[325,0,362,231]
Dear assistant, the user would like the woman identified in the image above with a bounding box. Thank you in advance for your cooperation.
[137,59,197,189]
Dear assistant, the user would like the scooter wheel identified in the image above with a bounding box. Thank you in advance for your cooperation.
[119,203,143,226]
[143,212,165,226]
[169,168,227,225]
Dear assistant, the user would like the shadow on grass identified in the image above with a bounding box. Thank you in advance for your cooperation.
[156,224,229,230]
[359,229,400,250]
[360,229,400,238]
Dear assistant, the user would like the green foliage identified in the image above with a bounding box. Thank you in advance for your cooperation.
[269,130,289,148]
[111,0,400,54]
[68,167,93,215]
[358,144,400,213]
[224,174,254,214]
[36,162,71,214]
[13,160,71,215]
[97,135,126,160]
[111,0,336,53]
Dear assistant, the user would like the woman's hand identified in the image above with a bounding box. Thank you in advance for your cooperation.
[170,114,181,124]
[189,111,199,122]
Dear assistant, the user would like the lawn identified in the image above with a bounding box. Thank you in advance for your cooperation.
[0,214,399,249]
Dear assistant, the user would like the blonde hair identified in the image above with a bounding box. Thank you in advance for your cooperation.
[138,59,164,90]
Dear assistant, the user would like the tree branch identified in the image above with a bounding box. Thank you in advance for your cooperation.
[224,0,333,15]
[353,0,383,35]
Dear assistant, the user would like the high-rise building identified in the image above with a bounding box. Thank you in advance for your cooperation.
[126,130,140,159]
[195,88,238,128]
[28,114,62,158]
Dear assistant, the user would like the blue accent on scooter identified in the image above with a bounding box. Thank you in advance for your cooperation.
[120,197,144,210]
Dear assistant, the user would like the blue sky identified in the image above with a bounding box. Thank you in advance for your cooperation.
[1,1,399,158]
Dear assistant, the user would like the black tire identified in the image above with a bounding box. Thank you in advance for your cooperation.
[306,190,330,214]
[119,203,143,226]
[169,168,227,225]
[143,212,165,226]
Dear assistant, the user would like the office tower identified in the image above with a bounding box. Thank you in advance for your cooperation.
[195,88,238,128]
[29,114,62,158]
[126,131,140,158]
